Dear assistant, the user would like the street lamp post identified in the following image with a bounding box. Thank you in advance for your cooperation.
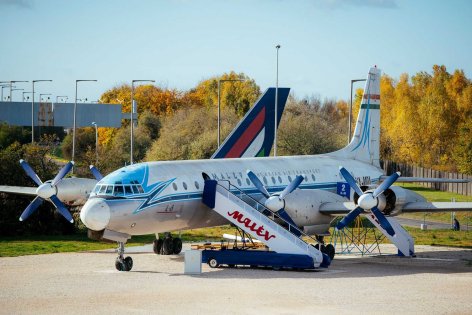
[23,91,34,101]
[274,44,281,157]
[11,88,24,101]
[0,84,12,101]
[9,81,28,102]
[131,79,155,164]
[73,80,97,168]
[32,80,52,143]
[349,79,367,144]
[217,78,245,147]
[91,122,98,165]
[56,96,68,103]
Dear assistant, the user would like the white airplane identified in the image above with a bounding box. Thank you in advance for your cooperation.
[79,66,472,271]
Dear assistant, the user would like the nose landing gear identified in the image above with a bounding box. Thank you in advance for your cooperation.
[115,242,133,271]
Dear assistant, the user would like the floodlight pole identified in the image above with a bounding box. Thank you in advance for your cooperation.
[92,122,98,165]
[73,80,97,169]
[32,80,52,143]
[217,78,245,147]
[349,79,367,144]
[274,44,281,157]
[10,80,28,102]
[131,79,155,164]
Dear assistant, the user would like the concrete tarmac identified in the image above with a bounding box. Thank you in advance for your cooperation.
[0,244,471,315]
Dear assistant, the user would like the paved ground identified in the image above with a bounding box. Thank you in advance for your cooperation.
[1,244,471,315]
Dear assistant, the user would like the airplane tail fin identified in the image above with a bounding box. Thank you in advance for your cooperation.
[212,87,290,159]
[328,66,381,167]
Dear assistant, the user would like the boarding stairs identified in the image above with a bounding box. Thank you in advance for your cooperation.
[202,180,326,267]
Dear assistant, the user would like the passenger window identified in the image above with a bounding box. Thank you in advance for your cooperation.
[114,185,124,196]
[288,176,292,182]
[105,185,113,194]
[237,178,242,186]
[271,177,276,184]
[263,177,268,185]
[183,182,188,190]
[278,176,282,183]
[132,185,139,194]
[99,185,106,194]
[124,185,132,195]
[194,181,200,189]
[137,185,144,193]
[246,178,250,185]
[172,183,178,191]
[311,174,316,181]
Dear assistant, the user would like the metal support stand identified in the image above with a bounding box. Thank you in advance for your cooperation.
[330,216,386,256]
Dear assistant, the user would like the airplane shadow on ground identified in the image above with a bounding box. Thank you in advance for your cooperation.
[161,249,472,280]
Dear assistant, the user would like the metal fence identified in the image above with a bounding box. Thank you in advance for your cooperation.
[382,160,472,196]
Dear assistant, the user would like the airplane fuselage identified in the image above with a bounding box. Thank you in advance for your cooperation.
[80,154,383,236]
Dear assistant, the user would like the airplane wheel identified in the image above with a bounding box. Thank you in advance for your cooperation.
[325,244,335,260]
[115,258,126,271]
[124,256,133,271]
[172,238,182,254]
[208,258,219,268]
[161,237,173,255]
[153,239,163,255]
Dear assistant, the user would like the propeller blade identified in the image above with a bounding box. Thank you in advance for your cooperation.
[19,196,44,221]
[89,165,103,181]
[247,170,270,198]
[336,207,363,230]
[339,167,363,196]
[371,206,395,236]
[51,161,74,186]
[276,208,300,236]
[50,195,74,223]
[278,175,304,200]
[373,171,401,198]
[19,159,43,186]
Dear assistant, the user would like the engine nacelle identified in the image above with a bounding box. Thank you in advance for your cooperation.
[384,186,427,216]
[283,189,345,227]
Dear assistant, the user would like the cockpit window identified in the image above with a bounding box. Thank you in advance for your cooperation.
[114,185,124,196]
[93,185,100,193]
[124,185,132,195]
[137,185,144,193]
[99,185,106,194]
[105,185,113,195]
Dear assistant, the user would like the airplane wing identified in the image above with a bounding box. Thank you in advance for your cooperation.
[319,201,472,215]
[0,185,37,196]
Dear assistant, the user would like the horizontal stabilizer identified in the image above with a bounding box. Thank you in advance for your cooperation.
[382,176,471,183]
[402,202,472,213]
[0,185,37,196]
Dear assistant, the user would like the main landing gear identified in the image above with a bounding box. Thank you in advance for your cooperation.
[314,236,335,261]
[115,242,133,272]
[153,233,182,255]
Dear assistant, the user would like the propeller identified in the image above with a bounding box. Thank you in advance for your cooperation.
[89,165,103,181]
[18,160,74,223]
[336,166,400,236]
[246,170,304,229]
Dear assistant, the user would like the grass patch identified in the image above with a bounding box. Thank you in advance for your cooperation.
[0,226,237,257]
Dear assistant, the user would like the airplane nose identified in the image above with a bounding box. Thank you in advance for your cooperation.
[80,198,110,231]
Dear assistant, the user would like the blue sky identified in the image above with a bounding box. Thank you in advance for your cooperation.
[1,0,471,102]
